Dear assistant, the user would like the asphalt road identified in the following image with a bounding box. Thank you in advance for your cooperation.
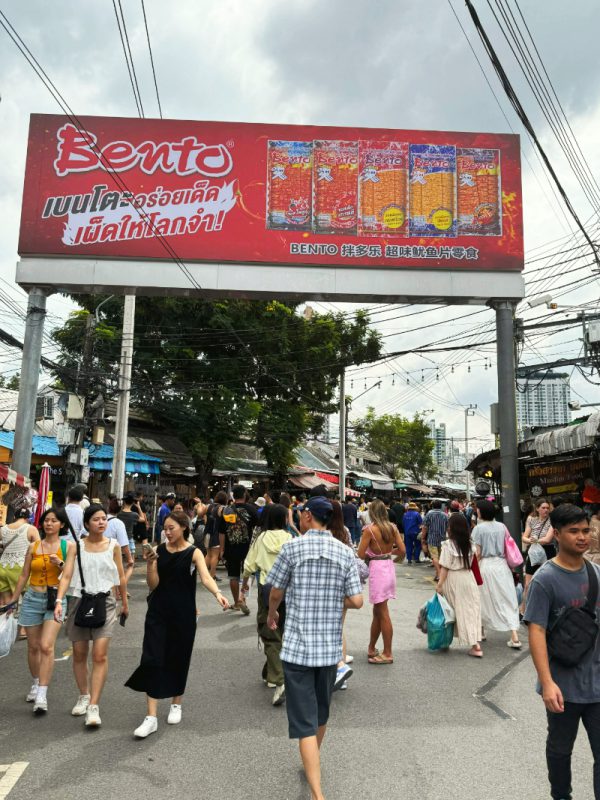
[0,561,596,800]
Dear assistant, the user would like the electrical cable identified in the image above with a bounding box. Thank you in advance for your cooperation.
[140,0,162,118]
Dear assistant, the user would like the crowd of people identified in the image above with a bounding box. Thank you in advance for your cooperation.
[2,484,600,799]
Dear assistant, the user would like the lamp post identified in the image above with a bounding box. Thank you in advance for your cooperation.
[464,404,477,499]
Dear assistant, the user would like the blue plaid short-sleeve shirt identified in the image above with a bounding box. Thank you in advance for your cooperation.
[267,529,362,667]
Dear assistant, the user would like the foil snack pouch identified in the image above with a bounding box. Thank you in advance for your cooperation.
[312,140,358,235]
[266,140,313,231]
[457,148,501,236]
[409,144,457,237]
[358,141,409,236]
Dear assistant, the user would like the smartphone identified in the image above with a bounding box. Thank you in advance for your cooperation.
[142,543,154,555]
[119,613,127,627]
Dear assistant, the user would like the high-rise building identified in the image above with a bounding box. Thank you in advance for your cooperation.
[428,419,447,466]
[515,369,570,431]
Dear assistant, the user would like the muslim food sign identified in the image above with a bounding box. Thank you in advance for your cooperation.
[18,114,524,271]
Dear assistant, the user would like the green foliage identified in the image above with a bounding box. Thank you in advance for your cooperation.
[353,407,436,483]
[51,297,381,487]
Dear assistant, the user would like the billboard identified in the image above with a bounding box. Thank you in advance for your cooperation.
[526,456,594,496]
[18,114,523,272]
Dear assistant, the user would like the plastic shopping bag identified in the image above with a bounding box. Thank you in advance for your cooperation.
[0,613,17,658]
[426,594,454,652]
[416,603,428,634]
[528,542,547,567]
[437,594,456,624]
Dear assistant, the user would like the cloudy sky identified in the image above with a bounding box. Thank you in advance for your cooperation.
[0,0,599,459]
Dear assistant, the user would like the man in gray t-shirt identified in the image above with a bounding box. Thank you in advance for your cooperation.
[523,503,600,800]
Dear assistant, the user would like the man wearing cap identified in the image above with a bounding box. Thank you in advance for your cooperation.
[154,493,176,543]
[266,496,363,800]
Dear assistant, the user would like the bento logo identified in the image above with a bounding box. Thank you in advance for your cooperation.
[54,124,234,178]
[414,157,450,169]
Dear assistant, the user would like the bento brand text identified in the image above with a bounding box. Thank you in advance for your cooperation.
[54,124,234,178]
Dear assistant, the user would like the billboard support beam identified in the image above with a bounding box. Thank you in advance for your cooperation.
[338,370,346,498]
[12,287,49,477]
[111,294,136,499]
[494,300,521,548]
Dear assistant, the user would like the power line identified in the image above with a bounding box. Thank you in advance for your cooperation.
[140,0,163,118]
[464,0,599,265]
[111,0,144,117]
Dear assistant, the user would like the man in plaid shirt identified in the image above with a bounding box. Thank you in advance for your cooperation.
[267,496,363,800]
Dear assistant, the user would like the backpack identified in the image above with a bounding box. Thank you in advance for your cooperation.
[223,505,252,545]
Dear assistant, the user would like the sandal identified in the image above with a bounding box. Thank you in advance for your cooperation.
[367,648,380,659]
[368,654,394,665]
[468,647,483,658]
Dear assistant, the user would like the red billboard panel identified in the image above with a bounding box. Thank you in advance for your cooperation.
[18,115,523,271]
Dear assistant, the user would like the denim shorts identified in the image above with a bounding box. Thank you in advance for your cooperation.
[19,589,57,626]
[128,537,136,557]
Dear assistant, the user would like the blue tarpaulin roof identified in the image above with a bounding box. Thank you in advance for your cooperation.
[0,431,161,474]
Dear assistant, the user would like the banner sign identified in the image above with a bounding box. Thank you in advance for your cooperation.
[526,456,594,496]
[18,115,523,271]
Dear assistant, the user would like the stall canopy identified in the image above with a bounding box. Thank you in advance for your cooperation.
[0,463,30,488]
[348,470,394,491]
[87,443,161,474]
[289,474,337,491]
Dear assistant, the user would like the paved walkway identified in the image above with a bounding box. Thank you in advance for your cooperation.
[0,563,595,799]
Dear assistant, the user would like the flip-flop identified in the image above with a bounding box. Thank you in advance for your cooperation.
[368,654,394,665]
[468,650,483,658]
[367,648,380,659]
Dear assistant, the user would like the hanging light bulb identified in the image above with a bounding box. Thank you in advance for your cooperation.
[351,379,354,389]
[451,365,454,374]
[436,370,439,381]
[467,362,471,373]
[364,379,367,390]
[406,377,410,385]
[392,375,395,386]
[421,370,424,382]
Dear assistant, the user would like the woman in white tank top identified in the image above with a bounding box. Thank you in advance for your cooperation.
[55,504,128,728]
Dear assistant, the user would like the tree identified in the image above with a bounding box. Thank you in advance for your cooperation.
[6,374,19,391]
[353,408,436,483]
[51,297,381,493]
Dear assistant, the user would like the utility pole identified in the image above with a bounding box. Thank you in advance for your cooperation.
[111,295,136,498]
[338,370,346,500]
[494,301,521,547]
[464,404,477,500]
[12,287,48,477]
[68,312,96,486]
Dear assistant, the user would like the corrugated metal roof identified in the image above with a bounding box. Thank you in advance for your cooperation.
[0,430,61,456]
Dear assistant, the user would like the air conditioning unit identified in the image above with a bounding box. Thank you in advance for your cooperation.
[35,395,54,420]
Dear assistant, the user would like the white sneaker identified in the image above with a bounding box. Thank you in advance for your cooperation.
[272,684,286,706]
[71,694,91,716]
[134,715,158,738]
[33,698,48,714]
[507,640,522,650]
[26,683,39,703]
[167,704,182,725]
[334,664,353,690]
[85,704,101,727]
[339,681,348,690]
[345,655,354,664]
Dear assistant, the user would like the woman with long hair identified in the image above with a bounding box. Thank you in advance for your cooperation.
[203,490,227,578]
[357,498,405,665]
[6,508,76,713]
[279,492,300,536]
[437,514,482,658]
[126,511,229,738]
[55,504,128,727]
[0,505,39,639]
[472,500,521,649]
[520,498,554,612]
[241,503,292,706]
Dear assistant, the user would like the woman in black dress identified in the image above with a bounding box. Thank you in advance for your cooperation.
[126,510,229,738]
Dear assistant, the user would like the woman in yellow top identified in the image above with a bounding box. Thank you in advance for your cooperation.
[240,504,292,706]
[7,508,76,714]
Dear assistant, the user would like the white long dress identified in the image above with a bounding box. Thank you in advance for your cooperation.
[473,521,519,632]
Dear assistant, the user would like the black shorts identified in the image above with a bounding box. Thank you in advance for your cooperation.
[283,661,337,739]
[225,543,249,579]
[208,527,220,549]
[525,556,541,576]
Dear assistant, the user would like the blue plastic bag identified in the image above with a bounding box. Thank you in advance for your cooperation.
[426,594,454,652]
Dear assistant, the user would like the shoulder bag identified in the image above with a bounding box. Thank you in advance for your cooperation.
[547,560,600,668]
[504,526,524,570]
[73,537,109,629]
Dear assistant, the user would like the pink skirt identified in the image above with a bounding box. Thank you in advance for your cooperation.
[368,558,396,604]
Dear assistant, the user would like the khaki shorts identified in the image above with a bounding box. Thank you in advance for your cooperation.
[428,545,440,560]
[66,595,117,642]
